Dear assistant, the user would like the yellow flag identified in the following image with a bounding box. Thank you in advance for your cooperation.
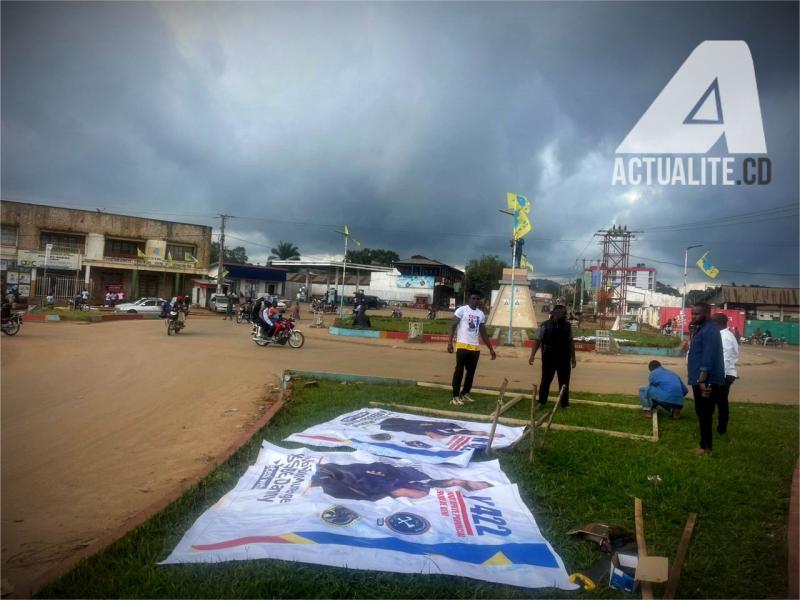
[344,225,350,236]
[167,251,173,264]
[514,210,532,239]
[520,254,534,271]
[696,252,720,278]
[137,248,147,260]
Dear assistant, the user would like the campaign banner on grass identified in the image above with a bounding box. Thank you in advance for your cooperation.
[284,408,527,467]
[162,443,576,591]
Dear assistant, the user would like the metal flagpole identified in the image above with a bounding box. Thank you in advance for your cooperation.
[508,238,516,345]
[681,244,703,342]
[339,232,348,317]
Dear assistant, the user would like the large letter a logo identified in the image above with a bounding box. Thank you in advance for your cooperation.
[617,41,766,154]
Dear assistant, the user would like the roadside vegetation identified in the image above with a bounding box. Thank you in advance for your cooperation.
[40,380,797,598]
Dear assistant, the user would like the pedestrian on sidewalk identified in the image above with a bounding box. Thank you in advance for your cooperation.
[447,291,496,406]
[529,305,576,408]
[712,312,739,435]
[687,302,725,456]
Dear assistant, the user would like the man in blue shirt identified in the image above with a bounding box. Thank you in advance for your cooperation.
[639,360,688,419]
[687,302,725,455]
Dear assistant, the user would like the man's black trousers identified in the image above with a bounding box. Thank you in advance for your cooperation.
[716,375,735,434]
[452,349,480,397]
[538,357,571,407]
[692,383,724,450]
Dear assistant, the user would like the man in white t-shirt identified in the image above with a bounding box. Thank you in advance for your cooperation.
[712,313,740,435]
[447,291,496,405]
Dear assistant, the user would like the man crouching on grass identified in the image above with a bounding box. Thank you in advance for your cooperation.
[447,291,496,405]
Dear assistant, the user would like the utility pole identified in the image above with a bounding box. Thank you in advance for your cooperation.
[217,214,233,294]
[579,258,587,313]
[681,244,703,342]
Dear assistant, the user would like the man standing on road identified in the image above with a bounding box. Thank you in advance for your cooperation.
[447,291,496,406]
[223,292,235,320]
[687,302,725,456]
[712,313,739,435]
[529,305,576,408]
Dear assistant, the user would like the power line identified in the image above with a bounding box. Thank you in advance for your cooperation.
[629,254,799,277]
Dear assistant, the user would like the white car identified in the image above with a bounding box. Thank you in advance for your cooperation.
[114,297,167,313]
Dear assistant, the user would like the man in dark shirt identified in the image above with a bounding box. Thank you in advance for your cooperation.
[529,305,576,408]
[310,461,491,501]
[687,302,725,455]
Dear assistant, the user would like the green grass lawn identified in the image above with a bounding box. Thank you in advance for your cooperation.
[39,381,798,599]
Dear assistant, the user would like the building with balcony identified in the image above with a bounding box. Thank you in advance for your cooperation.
[1,200,212,303]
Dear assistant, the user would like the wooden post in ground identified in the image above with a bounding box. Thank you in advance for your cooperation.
[652,409,660,442]
[486,378,508,455]
[663,513,698,600]
[538,385,565,448]
[529,384,538,462]
[634,497,654,600]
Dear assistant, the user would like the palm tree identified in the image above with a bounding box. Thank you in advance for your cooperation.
[269,241,301,261]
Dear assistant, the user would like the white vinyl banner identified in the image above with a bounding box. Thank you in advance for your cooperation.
[284,408,527,467]
[162,443,576,591]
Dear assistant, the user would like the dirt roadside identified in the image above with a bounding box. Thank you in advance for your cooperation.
[1,317,797,595]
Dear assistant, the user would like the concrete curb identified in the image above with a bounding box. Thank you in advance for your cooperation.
[24,385,289,598]
[284,369,417,386]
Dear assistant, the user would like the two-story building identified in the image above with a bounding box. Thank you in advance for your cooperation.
[1,200,212,304]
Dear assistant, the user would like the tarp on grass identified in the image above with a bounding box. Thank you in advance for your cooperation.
[162,442,576,591]
[284,407,527,467]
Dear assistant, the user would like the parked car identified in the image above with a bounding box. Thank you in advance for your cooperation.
[114,297,168,313]
[209,293,232,313]
[361,295,387,309]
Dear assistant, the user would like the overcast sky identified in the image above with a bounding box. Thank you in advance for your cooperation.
[2,1,798,288]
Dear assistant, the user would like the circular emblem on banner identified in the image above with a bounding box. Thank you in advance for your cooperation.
[386,512,430,535]
[404,440,432,449]
[321,505,360,527]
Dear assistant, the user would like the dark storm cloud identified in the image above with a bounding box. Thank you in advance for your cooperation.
[2,1,797,286]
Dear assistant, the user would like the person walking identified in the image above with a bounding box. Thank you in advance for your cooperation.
[712,313,739,435]
[529,305,576,408]
[447,291,496,406]
[687,302,725,456]
[223,292,235,320]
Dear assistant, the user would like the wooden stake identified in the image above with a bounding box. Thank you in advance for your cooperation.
[415,381,639,409]
[663,513,697,600]
[652,409,660,442]
[634,497,654,600]
[368,402,529,425]
[486,379,508,455]
[529,384,537,462]
[548,423,656,442]
[498,394,524,415]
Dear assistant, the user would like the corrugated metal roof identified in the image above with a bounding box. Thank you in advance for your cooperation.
[708,286,799,306]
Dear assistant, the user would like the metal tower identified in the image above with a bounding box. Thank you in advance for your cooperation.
[596,226,639,319]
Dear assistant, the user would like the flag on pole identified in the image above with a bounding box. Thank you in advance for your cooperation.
[342,226,361,246]
[184,254,199,264]
[167,251,173,265]
[137,248,148,261]
[506,193,532,239]
[520,254,534,271]
[696,252,720,278]
[344,225,349,236]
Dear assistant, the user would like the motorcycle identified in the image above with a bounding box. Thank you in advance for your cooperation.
[252,317,305,348]
[764,336,785,348]
[391,307,403,318]
[166,310,186,335]
[427,307,437,320]
[236,303,252,324]
[70,297,91,312]
[1,312,22,336]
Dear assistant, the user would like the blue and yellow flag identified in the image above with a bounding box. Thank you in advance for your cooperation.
[506,193,532,239]
[696,252,720,278]
[520,254,534,271]
[137,248,147,260]
[185,254,199,264]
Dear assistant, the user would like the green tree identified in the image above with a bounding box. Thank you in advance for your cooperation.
[464,255,508,300]
[269,241,301,261]
[345,248,399,266]
[210,242,248,264]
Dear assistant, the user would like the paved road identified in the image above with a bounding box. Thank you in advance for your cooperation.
[1,316,797,595]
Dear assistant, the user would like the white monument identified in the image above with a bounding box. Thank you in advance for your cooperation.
[487,268,538,342]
